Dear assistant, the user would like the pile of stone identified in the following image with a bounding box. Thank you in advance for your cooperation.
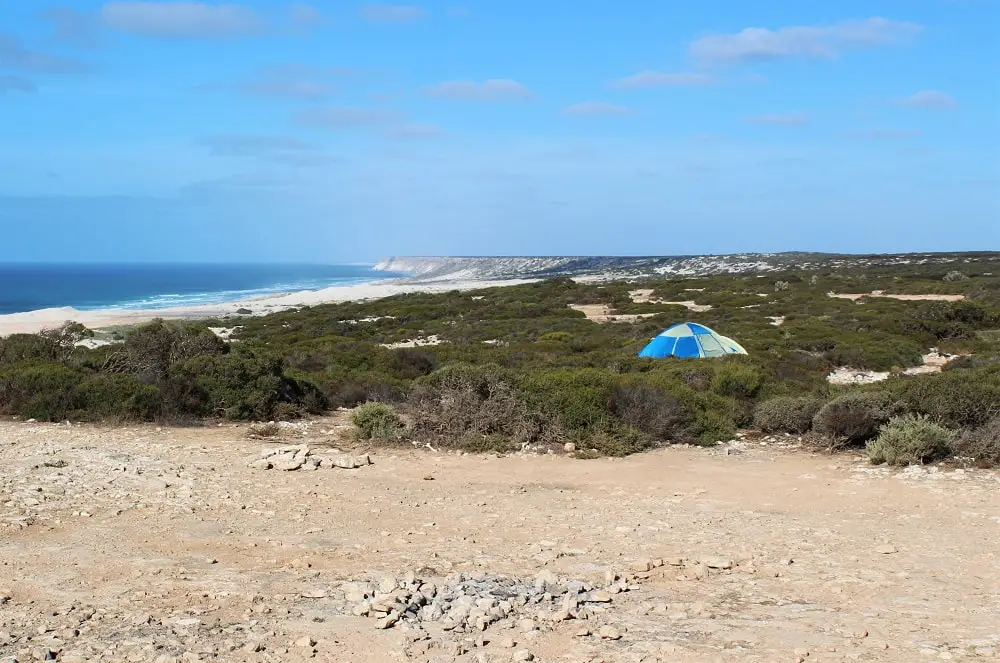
[248,445,371,471]
[339,569,632,637]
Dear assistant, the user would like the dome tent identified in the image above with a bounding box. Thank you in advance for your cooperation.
[639,323,747,359]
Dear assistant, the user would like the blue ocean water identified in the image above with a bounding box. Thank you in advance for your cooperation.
[0,264,396,315]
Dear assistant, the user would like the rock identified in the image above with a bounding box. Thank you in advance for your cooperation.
[534,570,558,593]
[243,641,264,653]
[273,454,304,471]
[876,544,898,555]
[599,626,623,640]
[631,559,653,573]
[586,590,612,603]
[334,454,372,469]
[564,443,576,452]
[499,637,516,649]
[295,636,316,648]
[575,627,591,637]
[512,650,534,661]
[376,612,399,629]
[703,556,733,570]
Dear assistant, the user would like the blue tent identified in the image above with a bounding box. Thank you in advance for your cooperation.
[639,323,748,359]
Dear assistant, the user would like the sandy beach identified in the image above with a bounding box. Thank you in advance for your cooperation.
[0,277,536,336]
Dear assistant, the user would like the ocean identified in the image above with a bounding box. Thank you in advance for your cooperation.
[0,263,395,315]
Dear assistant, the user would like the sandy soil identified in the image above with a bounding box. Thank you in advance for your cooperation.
[0,279,538,337]
[2,420,999,663]
[828,292,967,302]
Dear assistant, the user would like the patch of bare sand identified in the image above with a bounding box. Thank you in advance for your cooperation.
[829,291,967,302]
[2,421,999,662]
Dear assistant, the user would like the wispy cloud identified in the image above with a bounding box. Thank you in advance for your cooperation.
[100,2,264,37]
[0,33,89,73]
[199,64,363,100]
[388,123,446,139]
[425,79,531,101]
[898,90,958,110]
[289,3,325,27]
[747,112,809,126]
[0,75,36,95]
[359,4,426,23]
[844,128,923,140]
[690,17,921,65]
[199,134,331,167]
[613,71,712,89]
[40,7,100,48]
[295,105,403,129]
[563,101,632,117]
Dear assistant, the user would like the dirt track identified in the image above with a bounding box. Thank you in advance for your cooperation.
[2,419,999,663]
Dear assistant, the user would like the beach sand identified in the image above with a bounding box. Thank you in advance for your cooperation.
[0,277,537,336]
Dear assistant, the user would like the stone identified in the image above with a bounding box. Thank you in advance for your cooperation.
[376,612,399,629]
[534,570,558,593]
[498,637,516,649]
[703,557,733,570]
[876,544,898,555]
[631,559,653,573]
[575,627,591,637]
[599,626,623,640]
[564,443,576,452]
[513,651,534,661]
[273,454,304,471]
[295,636,316,648]
[586,590,612,603]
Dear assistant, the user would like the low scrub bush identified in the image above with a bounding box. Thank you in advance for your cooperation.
[754,397,823,434]
[953,415,1000,468]
[247,421,282,438]
[867,414,955,466]
[813,392,905,444]
[609,385,688,441]
[881,366,1000,429]
[351,402,404,442]
[710,361,765,399]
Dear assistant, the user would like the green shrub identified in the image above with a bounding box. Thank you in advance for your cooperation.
[584,421,654,457]
[953,415,1000,467]
[867,414,955,466]
[538,332,574,344]
[711,362,765,399]
[74,374,161,421]
[0,363,83,421]
[168,345,287,420]
[881,366,1000,429]
[351,402,404,442]
[813,392,905,444]
[754,397,823,434]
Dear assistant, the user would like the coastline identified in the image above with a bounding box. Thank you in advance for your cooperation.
[0,277,538,336]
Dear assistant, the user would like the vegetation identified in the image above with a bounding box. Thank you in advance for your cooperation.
[867,414,955,466]
[351,402,404,442]
[753,397,824,434]
[2,255,999,462]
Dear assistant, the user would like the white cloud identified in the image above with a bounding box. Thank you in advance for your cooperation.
[899,90,958,110]
[563,102,632,117]
[690,17,921,65]
[747,112,809,126]
[613,71,712,89]
[100,2,263,37]
[359,4,426,22]
[425,79,531,101]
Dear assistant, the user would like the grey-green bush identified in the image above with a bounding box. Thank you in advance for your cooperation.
[351,402,404,442]
[813,391,905,444]
[953,415,1000,467]
[753,397,823,434]
[867,414,955,466]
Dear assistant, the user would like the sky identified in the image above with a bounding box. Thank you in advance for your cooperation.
[0,0,998,262]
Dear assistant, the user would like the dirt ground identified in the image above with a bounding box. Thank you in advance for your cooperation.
[2,418,999,663]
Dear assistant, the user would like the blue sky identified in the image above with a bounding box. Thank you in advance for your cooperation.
[0,0,997,262]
